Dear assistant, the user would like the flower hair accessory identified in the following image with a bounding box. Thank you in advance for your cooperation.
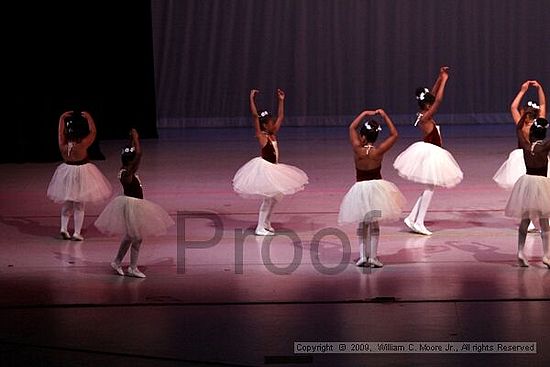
[122,147,136,154]
[416,88,430,101]
[527,101,540,110]
[364,121,382,132]
[259,111,269,118]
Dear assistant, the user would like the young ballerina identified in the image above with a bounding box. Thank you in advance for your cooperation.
[47,110,112,240]
[338,109,405,267]
[504,116,550,268]
[232,89,308,235]
[94,129,174,278]
[393,66,463,235]
[494,80,547,231]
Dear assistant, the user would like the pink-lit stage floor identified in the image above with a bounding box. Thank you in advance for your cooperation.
[0,126,548,366]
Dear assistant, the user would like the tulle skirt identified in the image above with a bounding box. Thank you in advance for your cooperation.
[393,142,463,188]
[94,196,175,238]
[232,157,309,199]
[47,163,112,203]
[504,175,550,219]
[492,149,526,190]
[338,180,406,224]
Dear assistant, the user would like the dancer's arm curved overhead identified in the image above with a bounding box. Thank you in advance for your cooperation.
[80,111,97,149]
[372,109,398,157]
[124,128,142,179]
[420,66,449,123]
[510,81,531,123]
[58,111,72,148]
[349,110,376,153]
[532,80,546,119]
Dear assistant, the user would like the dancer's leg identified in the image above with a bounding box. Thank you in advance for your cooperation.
[404,195,422,230]
[414,185,435,235]
[128,238,146,278]
[255,198,274,235]
[265,194,282,232]
[356,222,370,267]
[60,201,73,239]
[517,218,530,267]
[540,218,549,269]
[111,234,132,276]
[72,202,85,240]
[367,221,383,268]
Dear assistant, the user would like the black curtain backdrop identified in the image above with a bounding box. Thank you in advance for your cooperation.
[3,0,157,163]
[151,0,550,128]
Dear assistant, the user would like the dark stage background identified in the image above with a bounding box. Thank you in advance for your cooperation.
[2,0,549,163]
[3,0,156,163]
[151,0,550,128]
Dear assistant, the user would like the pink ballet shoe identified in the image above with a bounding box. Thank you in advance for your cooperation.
[255,227,274,236]
[355,257,368,267]
[111,262,124,276]
[404,217,416,232]
[71,233,84,241]
[60,231,71,240]
[127,266,146,278]
[517,253,529,267]
[368,257,384,268]
[543,257,550,269]
[414,223,433,236]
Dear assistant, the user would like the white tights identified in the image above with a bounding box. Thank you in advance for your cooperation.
[61,201,85,236]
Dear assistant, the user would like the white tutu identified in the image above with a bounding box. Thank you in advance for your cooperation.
[47,163,112,203]
[94,196,174,238]
[492,149,526,189]
[338,180,406,224]
[393,142,463,188]
[504,175,550,219]
[232,157,308,199]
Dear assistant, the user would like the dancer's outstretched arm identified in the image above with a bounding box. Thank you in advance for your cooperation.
[249,89,261,136]
[273,88,285,133]
[533,80,546,119]
[510,81,531,124]
[421,66,449,123]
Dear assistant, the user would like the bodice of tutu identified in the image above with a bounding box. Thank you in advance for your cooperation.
[64,158,90,165]
[261,139,279,163]
[423,127,442,147]
[119,169,144,199]
[356,166,382,182]
[526,165,548,177]
[522,141,550,177]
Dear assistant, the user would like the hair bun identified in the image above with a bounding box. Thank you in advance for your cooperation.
[533,118,548,129]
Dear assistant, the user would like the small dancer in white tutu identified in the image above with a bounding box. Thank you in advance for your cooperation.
[339,109,405,267]
[47,110,112,241]
[504,116,550,268]
[494,80,547,232]
[394,66,463,235]
[95,129,174,278]
[233,89,308,236]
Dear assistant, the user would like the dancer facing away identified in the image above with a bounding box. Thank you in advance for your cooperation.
[95,129,174,278]
[393,66,463,235]
[233,89,308,236]
[47,110,112,241]
[504,116,550,268]
[338,109,405,268]
[493,80,547,231]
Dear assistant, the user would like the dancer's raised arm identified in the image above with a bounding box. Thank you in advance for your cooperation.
[374,109,399,156]
[510,81,531,123]
[273,88,285,133]
[421,66,449,123]
[532,80,546,119]
[250,89,261,136]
